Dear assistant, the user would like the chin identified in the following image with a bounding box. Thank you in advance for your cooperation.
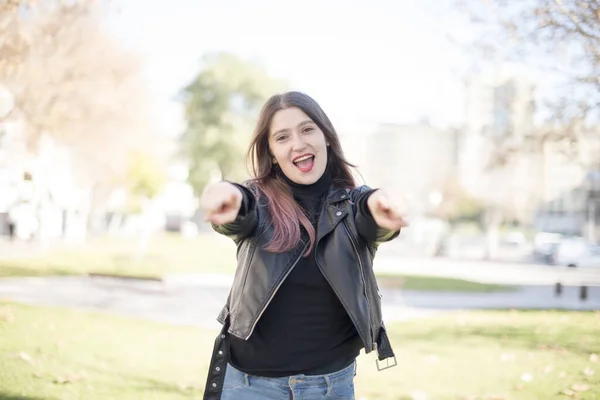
[281,163,326,185]
[300,168,326,185]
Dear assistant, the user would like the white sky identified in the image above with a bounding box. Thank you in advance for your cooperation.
[103,0,538,136]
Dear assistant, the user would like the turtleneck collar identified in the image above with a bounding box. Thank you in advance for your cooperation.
[281,164,332,200]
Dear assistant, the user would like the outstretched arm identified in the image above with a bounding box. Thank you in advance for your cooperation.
[201,181,258,243]
[353,186,408,246]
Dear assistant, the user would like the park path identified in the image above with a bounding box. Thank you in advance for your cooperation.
[0,272,598,329]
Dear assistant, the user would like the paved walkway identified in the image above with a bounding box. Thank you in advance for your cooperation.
[374,256,600,286]
[0,274,598,329]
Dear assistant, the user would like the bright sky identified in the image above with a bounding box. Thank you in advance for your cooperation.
[103,0,494,136]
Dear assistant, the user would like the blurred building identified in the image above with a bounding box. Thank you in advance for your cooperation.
[460,71,536,195]
[534,127,600,238]
[362,122,459,215]
[336,122,458,256]
[336,121,376,184]
[462,69,600,239]
[0,121,89,243]
[465,72,535,139]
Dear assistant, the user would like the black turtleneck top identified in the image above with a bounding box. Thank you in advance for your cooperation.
[228,167,363,377]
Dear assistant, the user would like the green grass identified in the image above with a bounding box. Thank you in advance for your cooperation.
[357,310,600,400]
[0,303,598,399]
[377,273,515,292]
[0,302,212,400]
[0,233,513,292]
[0,233,239,278]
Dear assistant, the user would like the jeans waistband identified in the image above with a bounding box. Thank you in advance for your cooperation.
[228,359,356,387]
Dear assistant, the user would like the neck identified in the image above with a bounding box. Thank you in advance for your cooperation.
[281,166,332,199]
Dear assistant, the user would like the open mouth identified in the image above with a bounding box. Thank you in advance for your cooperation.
[293,154,315,173]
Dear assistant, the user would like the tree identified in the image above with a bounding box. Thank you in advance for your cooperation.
[0,0,157,232]
[125,150,167,213]
[472,149,543,258]
[179,52,286,195]
[457,0,600,160]
[435,177,485,228]
[1,0,153,184]
[450,1,600,255]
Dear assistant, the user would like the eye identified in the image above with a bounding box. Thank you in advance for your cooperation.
[276,134,288,142]
[302,126,314,134]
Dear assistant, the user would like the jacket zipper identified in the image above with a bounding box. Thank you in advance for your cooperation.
[342,220,373,347]
[244,241,309,340]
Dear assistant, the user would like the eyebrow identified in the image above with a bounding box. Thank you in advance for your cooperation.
[271,120,314,137]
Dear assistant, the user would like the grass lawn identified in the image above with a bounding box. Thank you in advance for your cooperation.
[0,233,239,278]
[377,273,514,293]
[0,303,598,400]
[0,233,512,293]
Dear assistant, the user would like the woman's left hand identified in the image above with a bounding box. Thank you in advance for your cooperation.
[367,190,409,231]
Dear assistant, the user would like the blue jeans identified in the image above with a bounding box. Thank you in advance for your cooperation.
[221,361,356,399]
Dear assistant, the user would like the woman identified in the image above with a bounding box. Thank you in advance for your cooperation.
[201,91,408,400]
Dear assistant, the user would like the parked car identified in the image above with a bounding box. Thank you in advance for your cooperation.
[533,232,564,264]
[554,237,600,268]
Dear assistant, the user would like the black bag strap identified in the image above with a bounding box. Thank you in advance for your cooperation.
[202,313,231,399]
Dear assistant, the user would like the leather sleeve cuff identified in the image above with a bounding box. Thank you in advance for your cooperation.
[230,183,256,217]
[356,188,377,220]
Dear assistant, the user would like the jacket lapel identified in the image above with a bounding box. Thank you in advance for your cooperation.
[316,187,351,242]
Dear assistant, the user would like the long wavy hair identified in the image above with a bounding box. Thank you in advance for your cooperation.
[247,91,357,256]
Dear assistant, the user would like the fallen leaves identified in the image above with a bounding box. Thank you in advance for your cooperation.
[520,373,533,382]
[410,390,429,400]
[177,383,200,391]
[18,351,35,365]
[560,389,576,396]
[53,373,86,384]
[570,383,590,393]
[0,305,15,323]
[11,350,88,386]
[514,384,524,391]
[560,383,592,397]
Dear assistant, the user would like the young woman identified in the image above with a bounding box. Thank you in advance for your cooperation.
[201,91,408,400]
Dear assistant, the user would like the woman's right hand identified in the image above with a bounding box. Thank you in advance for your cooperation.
[200,182,243,226]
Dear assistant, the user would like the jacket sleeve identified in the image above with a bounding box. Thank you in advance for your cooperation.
[211,182,259,243]
[352,185,401,246]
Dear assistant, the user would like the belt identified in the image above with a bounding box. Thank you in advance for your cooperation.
[375,322,397,371]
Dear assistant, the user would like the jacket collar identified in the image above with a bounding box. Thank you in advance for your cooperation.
[316,186,353,242]
[324,186,352,205]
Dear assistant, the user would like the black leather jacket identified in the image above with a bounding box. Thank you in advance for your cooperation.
[203,184,400,399]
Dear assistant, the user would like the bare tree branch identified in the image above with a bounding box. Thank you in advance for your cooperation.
[0,0,154,189]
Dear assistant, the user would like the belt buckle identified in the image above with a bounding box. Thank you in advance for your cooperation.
[376,356,397,371]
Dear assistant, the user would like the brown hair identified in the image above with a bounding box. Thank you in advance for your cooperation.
[247,91,356,256]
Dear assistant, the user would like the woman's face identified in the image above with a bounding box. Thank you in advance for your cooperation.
[268,107,328,185]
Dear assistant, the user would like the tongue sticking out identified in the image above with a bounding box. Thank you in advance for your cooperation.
[295,157,314,172]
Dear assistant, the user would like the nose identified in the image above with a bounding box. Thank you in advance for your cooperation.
[290,132,307,153]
